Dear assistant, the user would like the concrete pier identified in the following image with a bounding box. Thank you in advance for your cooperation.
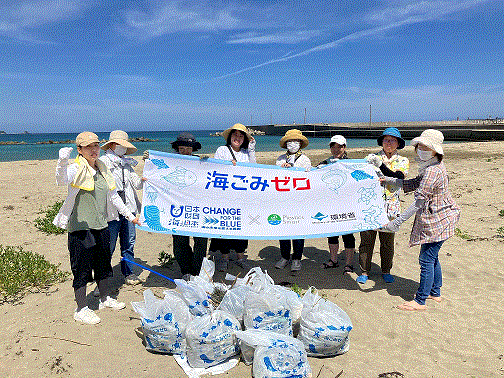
[248,119,504,141]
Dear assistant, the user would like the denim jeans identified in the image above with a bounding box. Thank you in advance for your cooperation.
[108,216,136,277]
[415,240,444,305]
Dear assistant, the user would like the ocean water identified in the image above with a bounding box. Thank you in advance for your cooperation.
[0,130,380,162]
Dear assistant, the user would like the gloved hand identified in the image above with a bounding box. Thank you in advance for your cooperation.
[248,136,256,151]
[381,199,424,232]
[142,150,149,160]
[58,147,73,160]
[365,154,382,168]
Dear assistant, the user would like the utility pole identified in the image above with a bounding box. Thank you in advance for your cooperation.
[369,105,372,127]
[250,115,252,126]
[304,108,307,124]
[270,113,272,125]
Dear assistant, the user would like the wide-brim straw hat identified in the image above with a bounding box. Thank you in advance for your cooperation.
[279,129,309,149]
[377,127,405,150]
[222,123,253,142]
[101,130,137,155]
[410,129,444,155]
[171,132,202,152]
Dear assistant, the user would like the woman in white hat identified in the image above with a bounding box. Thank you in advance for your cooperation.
[210,123,256,271]
[54,132,141,324]
[275,129,311,272]
[317,135,356,273]
[101,130,144,286]
[381,129,460,311]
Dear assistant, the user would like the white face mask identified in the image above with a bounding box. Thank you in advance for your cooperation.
[416,148,433,161]
[114,145,127,156]
[286,141,301,153]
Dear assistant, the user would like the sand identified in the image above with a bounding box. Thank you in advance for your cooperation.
[1,141,503,378]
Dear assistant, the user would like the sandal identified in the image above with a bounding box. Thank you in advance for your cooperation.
[344,265,354,273]
[322,259,339,269]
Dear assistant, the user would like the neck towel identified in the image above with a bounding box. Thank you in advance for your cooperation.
[71,155,116,191]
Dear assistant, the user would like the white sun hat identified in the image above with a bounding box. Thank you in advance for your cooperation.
[410,129,444,155]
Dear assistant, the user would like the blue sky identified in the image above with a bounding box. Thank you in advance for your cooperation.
[1,0,502,133]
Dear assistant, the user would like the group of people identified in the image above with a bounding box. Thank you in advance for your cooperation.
[54,125,460,324]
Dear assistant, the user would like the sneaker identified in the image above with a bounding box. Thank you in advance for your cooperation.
[216,259,229,272]
[74,306,101,324]
[182,274,192,282]
[382,273,395,283]
[356,274,368,284]
[234,258,249,269]
[99,296,126,311]
[291,259,302,271]
[92,285,100,297]
[125,274,141,285]
[275,258,289,269]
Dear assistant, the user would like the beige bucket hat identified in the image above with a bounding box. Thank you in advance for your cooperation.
[222,123,253,142]
[76,131,100,147]
[279,129,309,149]
[410,129,444,155]
[101,130,137,155]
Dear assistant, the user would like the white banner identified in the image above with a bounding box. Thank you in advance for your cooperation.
[138,150,388,240]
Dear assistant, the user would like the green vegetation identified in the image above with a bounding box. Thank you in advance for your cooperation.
[454,228,471,240]
[496,227,504,237]
[499,210,504,217]
[0,245,69,302]
[34,201,65,234]
[158,250,176,268]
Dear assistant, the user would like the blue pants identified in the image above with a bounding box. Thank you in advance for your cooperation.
[415,241,444,305]
[280,239,304,261]
[108,216,136,277]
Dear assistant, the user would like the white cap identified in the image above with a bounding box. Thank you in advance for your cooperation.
[329,135,346,146]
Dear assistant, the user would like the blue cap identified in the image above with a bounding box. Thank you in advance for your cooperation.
[377,127,405,149]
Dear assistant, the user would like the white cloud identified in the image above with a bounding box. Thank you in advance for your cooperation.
[227,30,323,44]
[0,0,88,43]
[120,1,242,39]
[212,0,492,80]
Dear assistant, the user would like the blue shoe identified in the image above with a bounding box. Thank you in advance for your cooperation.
[356,275,368,284]
[382,273,395,283]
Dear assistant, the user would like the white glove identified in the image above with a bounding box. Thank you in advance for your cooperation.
[381,199,424,232]
[380,176,403,187]
[248,137,256,151]
[365,154,382,168]
[58,147,73,160]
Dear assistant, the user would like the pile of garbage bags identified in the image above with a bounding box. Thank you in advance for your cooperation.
[132,258,353,377]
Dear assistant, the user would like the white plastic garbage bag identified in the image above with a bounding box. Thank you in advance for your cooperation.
[131,289,191,354]
[298,288,353,356]
[235,330,312,378]
[216,284,252,322]
[185,310,241,369]
[244,288,293,336]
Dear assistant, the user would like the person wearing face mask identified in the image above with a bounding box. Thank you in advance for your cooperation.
[360,127,409,284]
[317,135,356,273]
[101,130,144,286]
[53,132,141,324]
[210,123,256,271]
[170,133,208,280]
[380,129,460,311]
[275,129,311,272]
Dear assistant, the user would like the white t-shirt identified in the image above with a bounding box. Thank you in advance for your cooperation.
[214,145,256,163]
[276,153,311,169]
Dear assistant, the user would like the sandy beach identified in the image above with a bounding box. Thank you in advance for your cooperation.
[1,141,503,378]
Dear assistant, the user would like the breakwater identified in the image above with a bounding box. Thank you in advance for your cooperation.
[249,119,504,141]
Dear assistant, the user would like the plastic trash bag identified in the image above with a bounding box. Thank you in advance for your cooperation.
[235,330,312,377]
[131,289,191,354]
[297,288,353,356]
[216,284,252,322]
[185,310,241,369]
[244,288,293,336]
